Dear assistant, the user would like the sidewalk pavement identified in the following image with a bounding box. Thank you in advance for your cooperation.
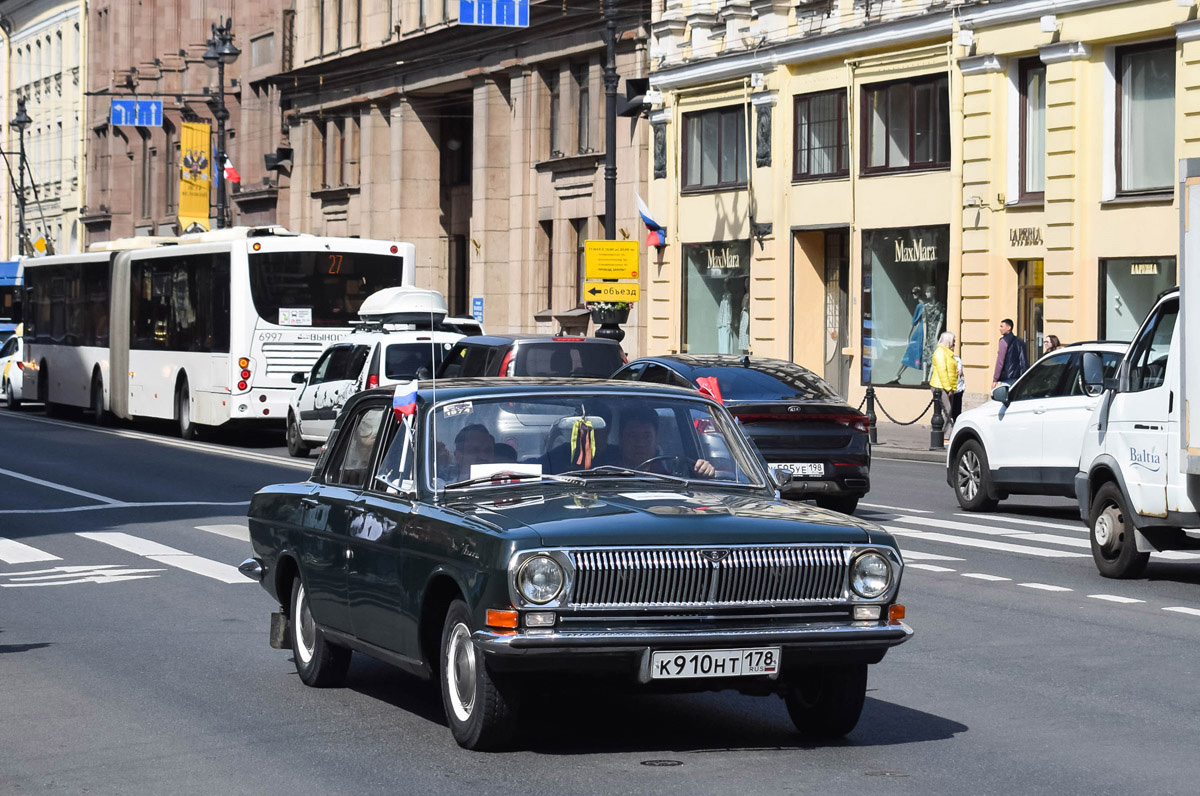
[870,420,950,464]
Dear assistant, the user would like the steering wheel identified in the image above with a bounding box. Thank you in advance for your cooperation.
[636,455,687,476]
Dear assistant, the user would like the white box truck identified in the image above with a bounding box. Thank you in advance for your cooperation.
[1075,158,1200,578]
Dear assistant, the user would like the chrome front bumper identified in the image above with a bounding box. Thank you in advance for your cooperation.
[468,624,907,686]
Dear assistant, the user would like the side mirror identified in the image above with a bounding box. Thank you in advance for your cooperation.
[291,372,308,384]
[1081,352,1107,397]
[772,467,794,490]
[416,366,431,380]
[991,385,1010,404]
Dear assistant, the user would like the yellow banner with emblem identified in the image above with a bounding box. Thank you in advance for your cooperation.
[179,122,211,232]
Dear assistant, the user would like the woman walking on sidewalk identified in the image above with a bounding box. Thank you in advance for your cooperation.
[930,331,960,442]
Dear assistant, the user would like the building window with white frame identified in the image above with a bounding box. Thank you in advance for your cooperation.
[1117,42,1175,194]
[1019,58,1045,200]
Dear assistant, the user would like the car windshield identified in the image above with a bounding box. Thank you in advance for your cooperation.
[514,342,625,378]
[249,251,405,327]
[420,393,765,490]
[691,365,840,401]
[385,341,454,380]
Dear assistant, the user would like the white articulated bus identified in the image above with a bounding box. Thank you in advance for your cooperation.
[21,227,415,437]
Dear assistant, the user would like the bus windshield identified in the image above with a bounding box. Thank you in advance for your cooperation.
[249,251,406,327]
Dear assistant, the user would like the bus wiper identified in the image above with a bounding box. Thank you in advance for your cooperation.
[445,471,585,489]
[559,465,688,485]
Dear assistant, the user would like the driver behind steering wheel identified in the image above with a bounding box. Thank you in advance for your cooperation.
[596,405,715,478]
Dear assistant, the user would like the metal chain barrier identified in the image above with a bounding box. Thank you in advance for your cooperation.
[855,393,868,412]
[872,394,934,426]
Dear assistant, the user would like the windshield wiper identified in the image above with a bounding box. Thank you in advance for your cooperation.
[445,471,585,489]
[558,465,689,485]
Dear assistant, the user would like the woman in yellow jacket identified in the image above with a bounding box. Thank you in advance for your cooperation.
[930,331,959,441]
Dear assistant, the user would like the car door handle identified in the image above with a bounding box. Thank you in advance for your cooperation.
[300,496,320,507]
[1034,408,1046,414]
[345,548,354,560]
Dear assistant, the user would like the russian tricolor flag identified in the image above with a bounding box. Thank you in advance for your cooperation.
[392,380,418,420]
[636,192,667,249]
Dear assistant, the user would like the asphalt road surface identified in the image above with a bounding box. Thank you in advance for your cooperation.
[2,408,1199,796]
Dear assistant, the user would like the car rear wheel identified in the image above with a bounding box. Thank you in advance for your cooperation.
[815,496,859,515]
[1090,482,1149,579]
[953,440,999,511]
[4,379,19,410]
[440,599,519,750]
[176,380,197,440]
[286,414,312,458]
[783,664,868,739]
[289,577,351,687]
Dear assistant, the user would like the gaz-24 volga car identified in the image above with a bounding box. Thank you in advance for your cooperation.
[241,379,912,750]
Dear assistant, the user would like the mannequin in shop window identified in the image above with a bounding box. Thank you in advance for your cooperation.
[716,273,749,355]
[921,286,945,382]
[894,285,926,382]
[737,275,750,353]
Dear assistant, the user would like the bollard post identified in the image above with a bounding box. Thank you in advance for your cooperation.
[930,388,944,449]
[865,386,878,445]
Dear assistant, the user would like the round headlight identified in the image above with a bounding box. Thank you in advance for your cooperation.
[518,556,564,604]
[851,552,891,599]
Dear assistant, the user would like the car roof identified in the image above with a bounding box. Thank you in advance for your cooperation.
[1056,342,1128,353]
[350,377,703,406]
[341,329,462,345]
[454,334,622,347]
[626,354,807,373]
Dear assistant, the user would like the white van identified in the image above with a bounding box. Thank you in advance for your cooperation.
[1077,287,1199,577]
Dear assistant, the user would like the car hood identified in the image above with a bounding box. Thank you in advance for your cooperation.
[445,487,882,547]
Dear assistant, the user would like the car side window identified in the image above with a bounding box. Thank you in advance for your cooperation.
[376,415,416,494]
[1126,299,1177,392]
[1066,352,1125,397]
[327,406,386,488]
[1009,352,1072,401]
[347,345,371,382]
[310,348,338,385]
[641,364,674,385]
[461,346,493,377]
[440,346,468,378]
[611,362,646,381]
[0,338,16,358]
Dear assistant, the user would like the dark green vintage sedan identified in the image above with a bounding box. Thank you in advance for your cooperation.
[242,379,912,750]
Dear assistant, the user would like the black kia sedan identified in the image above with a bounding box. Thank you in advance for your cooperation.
[436,334,626,379]
[242,380,910,750]
[612,356,871,514]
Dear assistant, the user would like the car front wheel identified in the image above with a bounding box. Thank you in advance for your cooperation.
[290,577,351,687]
[782,664,868,739]
[953,440,999,511]
[1090,482,1149,579]
[4,379,19,410]
[440,599,519,750]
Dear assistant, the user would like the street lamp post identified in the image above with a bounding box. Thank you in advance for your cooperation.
[203,18,240,230]
[602,0,618,241]
[10,97,31,256]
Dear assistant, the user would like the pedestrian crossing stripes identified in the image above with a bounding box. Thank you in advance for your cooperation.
[77,532,249,584]
[0,537,62,565]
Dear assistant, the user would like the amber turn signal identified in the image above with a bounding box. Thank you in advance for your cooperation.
[238,357,250,369]
[486,609,518,629]
[888,604,906,621]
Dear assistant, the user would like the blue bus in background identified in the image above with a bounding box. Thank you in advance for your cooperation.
[0,260,21,345]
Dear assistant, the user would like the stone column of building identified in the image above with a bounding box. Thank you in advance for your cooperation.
[504,66,536,332]
[389,96,442,291]
[470,76,512,330]
[1179,22,1200,163]
[1039,41,1091,346]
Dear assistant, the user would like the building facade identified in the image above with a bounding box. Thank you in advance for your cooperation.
[645,0,1197,417]
[279,0,653,349]
[81,0,291,243]
[1,0,86,257]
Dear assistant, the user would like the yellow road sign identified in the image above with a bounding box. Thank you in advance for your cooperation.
[584,240,639,280]
[583,281,640,302]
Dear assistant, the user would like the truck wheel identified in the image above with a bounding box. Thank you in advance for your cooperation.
[953,440,999,511]
[440,599,519,750]
[1090,482,1149,579]
[783,664,868,739]
[289,577,351,687]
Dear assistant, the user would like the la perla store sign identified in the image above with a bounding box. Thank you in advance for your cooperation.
[893,237,939,263]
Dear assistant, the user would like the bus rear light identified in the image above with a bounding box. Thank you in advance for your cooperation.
[253,243,262,251]
[240,369,251,380]
[237,380,248,391]
[238,357,250,369]
[259,395,267,403]
[263,408,270,415]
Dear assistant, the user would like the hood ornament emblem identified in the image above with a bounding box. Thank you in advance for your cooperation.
[699,549,729,563]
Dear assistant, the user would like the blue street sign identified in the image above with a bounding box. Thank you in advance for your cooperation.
[459,0,528,27]
[110,99,163,128]
[472,296,485,324]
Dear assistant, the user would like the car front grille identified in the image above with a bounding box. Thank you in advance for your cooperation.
[569,546,849,609]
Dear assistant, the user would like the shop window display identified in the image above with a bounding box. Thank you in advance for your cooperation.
[1100,257,1176,341]
[861,226,949,387]
[683,241,751,354]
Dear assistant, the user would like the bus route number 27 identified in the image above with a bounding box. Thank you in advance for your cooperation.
[327,254,344,275]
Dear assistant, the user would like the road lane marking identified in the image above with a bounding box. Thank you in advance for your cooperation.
[890,516,1200,557]
[76,532,250,584]
[0,565,166,587]
[0,411,313,471]
[897,549,963,561]
[956,513,1085,532]
[1020,583,1072,592]
[1163,607,1200,617]
[908,564,956,572]
[862,502,931,514]
[1089,595,1144,604]
[194,524,250,542]
[0,466,121,504]
[885,528,1086,558]
[962,573,1010,581]
[0,537,61,564]
[0,500,251,515]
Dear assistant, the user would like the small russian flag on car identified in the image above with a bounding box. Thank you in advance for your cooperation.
[696,376,723,404]
[392,380,418,420]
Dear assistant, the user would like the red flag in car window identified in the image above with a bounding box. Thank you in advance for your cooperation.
[696,376,723,404]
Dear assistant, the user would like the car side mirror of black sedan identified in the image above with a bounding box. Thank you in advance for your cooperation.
[772,468,794,490]
[292,372,308,384]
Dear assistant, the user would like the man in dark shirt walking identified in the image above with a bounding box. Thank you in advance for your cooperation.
[992,318,1029,389]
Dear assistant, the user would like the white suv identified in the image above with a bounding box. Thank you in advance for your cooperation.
[286,328,462,457]
[947,342,1126,511]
